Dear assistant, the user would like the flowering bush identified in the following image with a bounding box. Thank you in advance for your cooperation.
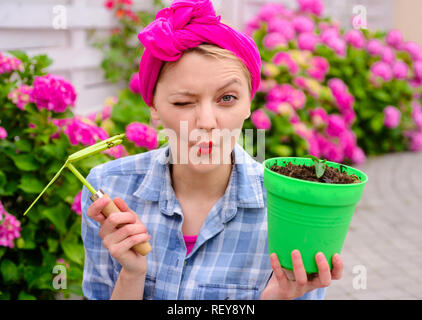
[93,0,164,84]
[244,0,422,164]
[0,48,161,299]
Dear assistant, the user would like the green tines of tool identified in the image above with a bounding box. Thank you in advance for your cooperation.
[23,133,126,216]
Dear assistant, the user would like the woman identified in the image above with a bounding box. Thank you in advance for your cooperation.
[81,0,343,300]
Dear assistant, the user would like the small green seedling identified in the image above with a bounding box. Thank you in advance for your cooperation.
[303,154,327,179]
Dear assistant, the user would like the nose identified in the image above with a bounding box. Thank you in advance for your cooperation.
[195,101,217,132]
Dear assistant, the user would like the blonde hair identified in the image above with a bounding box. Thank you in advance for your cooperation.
[153,43,252,97]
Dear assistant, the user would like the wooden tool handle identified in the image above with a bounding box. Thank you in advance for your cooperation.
[91,189,152,256]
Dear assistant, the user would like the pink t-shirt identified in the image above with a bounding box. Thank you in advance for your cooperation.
[183,235,198,255]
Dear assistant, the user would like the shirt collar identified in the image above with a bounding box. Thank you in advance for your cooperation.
[132,143,265,215]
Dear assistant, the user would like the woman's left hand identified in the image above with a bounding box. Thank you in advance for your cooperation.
[260,250,343,300]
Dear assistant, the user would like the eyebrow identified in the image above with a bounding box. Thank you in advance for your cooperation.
[170,78,241,97]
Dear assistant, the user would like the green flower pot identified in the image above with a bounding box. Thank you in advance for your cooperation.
[263,157,368,274]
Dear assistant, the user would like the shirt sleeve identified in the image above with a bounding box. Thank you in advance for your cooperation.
[80,167,116,300]
[295,287,327,300]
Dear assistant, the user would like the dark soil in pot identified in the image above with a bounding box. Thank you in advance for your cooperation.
[269,162,361,184]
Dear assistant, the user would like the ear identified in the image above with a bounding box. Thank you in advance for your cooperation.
[244,108,251,120]
[149,104,160,121]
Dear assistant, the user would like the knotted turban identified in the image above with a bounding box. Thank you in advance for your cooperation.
[137,0,261,107]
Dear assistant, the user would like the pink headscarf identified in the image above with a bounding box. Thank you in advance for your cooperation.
[137,0,261,107]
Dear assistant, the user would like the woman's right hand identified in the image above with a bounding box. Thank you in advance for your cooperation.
[87,196,149,276]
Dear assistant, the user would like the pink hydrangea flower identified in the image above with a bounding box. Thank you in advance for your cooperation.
[292,16,315,33]
[273,52,298,74]
[381,46,395,64]
[267,84,294,103]
[307,56,329,81]
[297,0,324,17]
[305,133,321,158]
[324,141,344,163]
[126,122,158,150]
[251,109,271,130]
[370,61,393,82]
[411,101,422,130]
[0,203,21,248]
[344,29,366,49]
[326,114,347,138]
[328,78,354,111]
[386,30,403,50]
[0,54,24,74]
[383,105,401,129]
[405,131,422,152]
[129,73,142,95]
[366,39,383,56]
[64,117,109,146]
[320,28,346,56]
[339,130,357,159]
[403,41,422,61]
[297,32,319,51]
[244,17,261,36]
[414,61,422,80]
[309,107,328,127]
[8,85,33,111]
[392,60,409,80]
[351,146,366,164]
[0,126,7,139]
[263,33,287,50]
[103,144,129,159]
[257,3,289,23]
[267,18,295,41]
[342,109,357,126]
[289,89,306,110]
[71,191,82,215]
[31,74,77,113]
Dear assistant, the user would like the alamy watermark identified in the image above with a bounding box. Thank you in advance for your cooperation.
[352,264,367,290]
[52,5,67,30]
[352,5,368,30]
[156,121,266,165]
[52,265,67,290]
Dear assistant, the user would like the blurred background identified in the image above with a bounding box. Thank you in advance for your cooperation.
[0,0,421,300]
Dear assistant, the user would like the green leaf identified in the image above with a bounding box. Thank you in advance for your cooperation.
[0,171,6,189]
[15,139,32,152]
[0,259,20,283]
[19,173,45,194]
[303,154,320,162]
[41,202,70,235]
[8,50,29,63]
[10,154,40,171]
[18,291,36,300]
[19,221,37,249]
[61,240,84,265]
[315,162,326,179]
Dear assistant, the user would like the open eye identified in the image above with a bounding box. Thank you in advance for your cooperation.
[221,95,237,104]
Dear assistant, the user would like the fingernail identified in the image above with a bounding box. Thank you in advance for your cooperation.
[316,252,324,262]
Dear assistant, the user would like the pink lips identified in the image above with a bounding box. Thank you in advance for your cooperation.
[198,141,213,155]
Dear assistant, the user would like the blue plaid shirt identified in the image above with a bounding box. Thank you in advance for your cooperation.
[81,143,326,300]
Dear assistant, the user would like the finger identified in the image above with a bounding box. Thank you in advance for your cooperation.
[103,223,148,250]
[270,253,289,288]
[331,253,343,280]
[108,233,151,259]
[113,197,142,223]
[315,252,331,287]
[86,197,110,224]
[100,211,138,238]
[291,250,308,287]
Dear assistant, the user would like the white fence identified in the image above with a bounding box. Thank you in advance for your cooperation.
[0,0,394,116]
